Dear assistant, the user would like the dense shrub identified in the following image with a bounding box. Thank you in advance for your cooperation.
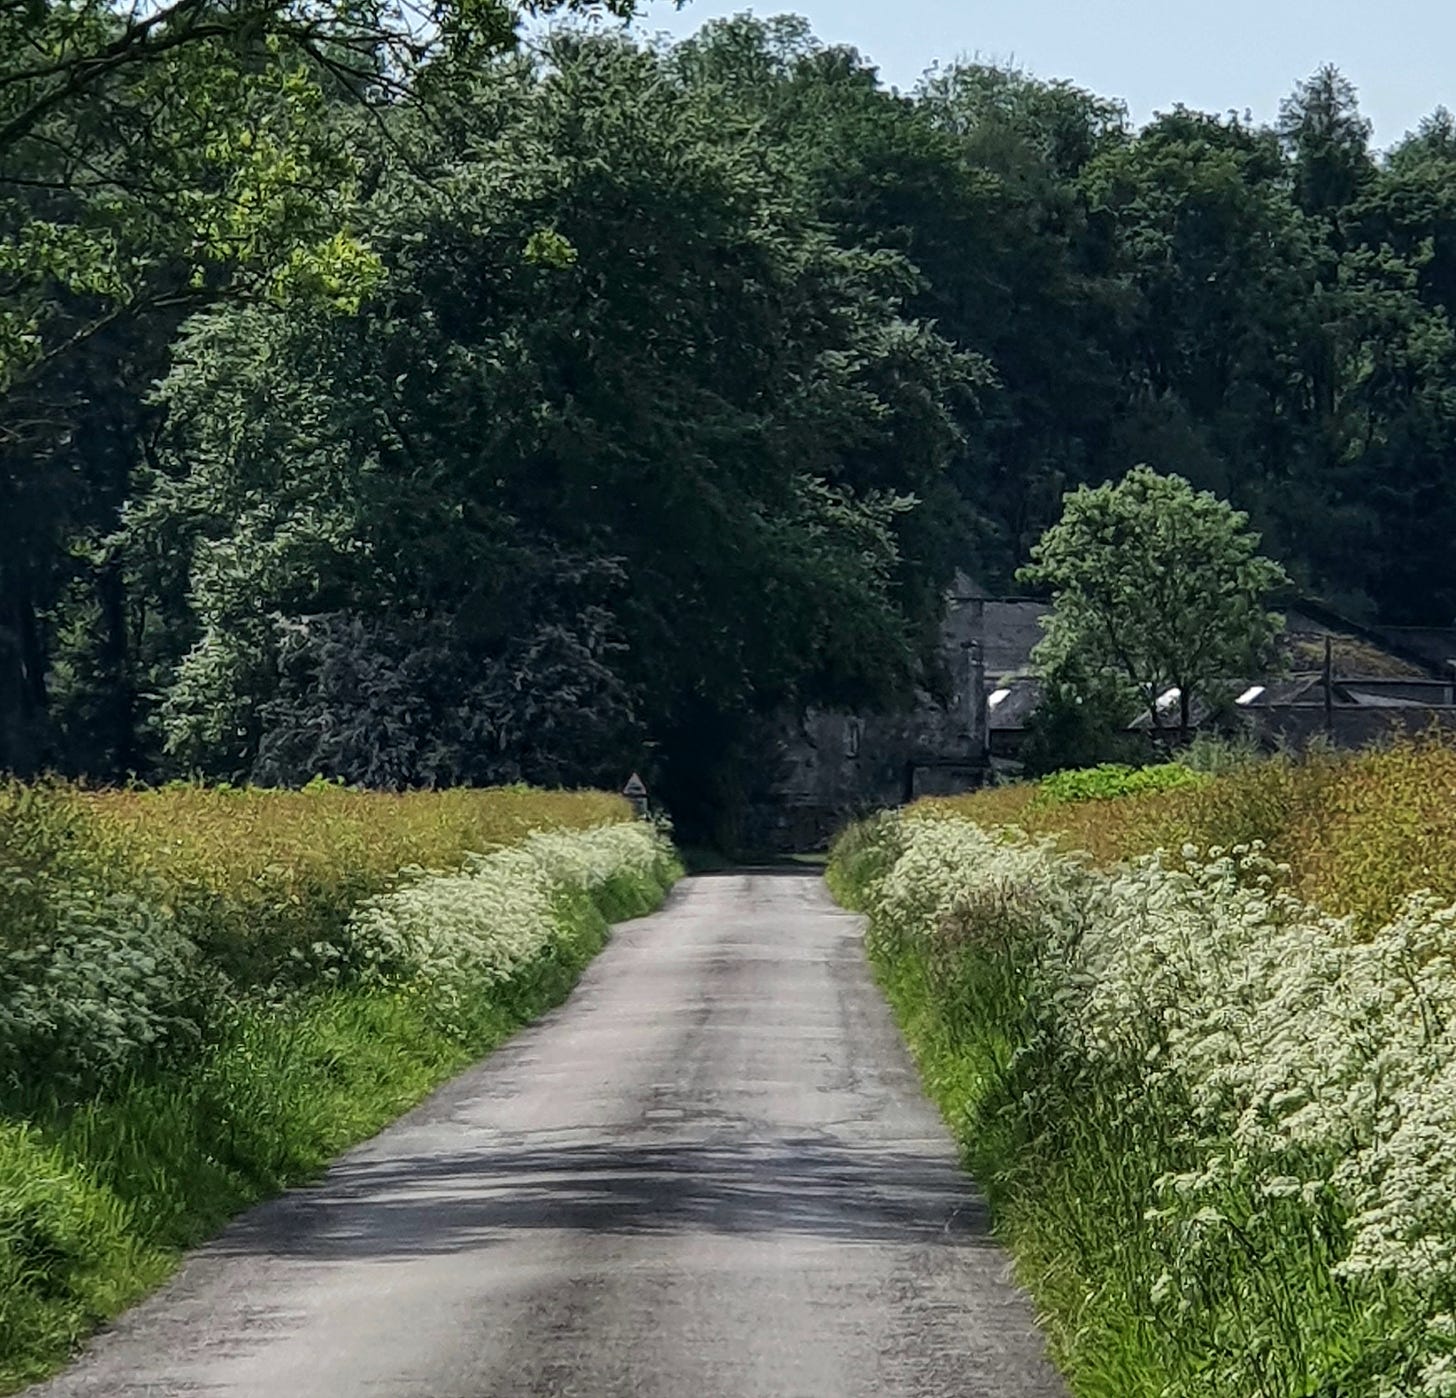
[1032,761,1210,807]
[825,810,906,909]
[1016,670,1145,778]
[836,754,1456,1396]
[0,887,210,1093]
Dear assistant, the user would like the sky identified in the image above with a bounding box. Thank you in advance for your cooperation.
[621,0,1453,150]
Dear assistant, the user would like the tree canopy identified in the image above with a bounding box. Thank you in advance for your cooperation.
[1017,466,1289,732]
[3,11,1456,834]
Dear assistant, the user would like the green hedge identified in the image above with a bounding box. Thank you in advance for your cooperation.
[1033,761,1210,807]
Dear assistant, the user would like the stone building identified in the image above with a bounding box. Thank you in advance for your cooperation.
[743,578,1036,849]
[745,581,1456,852]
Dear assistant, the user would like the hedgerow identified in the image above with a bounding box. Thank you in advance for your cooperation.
[0,782,679,1393]
[833,756,1456,1397]
[926,735,1456,930]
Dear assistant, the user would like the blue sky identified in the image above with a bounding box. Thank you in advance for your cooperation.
[623,0,1452,150]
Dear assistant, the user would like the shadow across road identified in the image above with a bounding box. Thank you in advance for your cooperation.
[210,1136,994,1265]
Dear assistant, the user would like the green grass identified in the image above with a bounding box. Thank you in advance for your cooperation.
[859,925,1172,1396]
[859,910,1395,1398]
[0,865,675,1394]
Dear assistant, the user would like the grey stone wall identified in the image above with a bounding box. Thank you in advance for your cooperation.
[746,582,1018,850]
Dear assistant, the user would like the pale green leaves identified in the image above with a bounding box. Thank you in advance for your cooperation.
[522,228,579,268]
[271,232,385,314]
[1019,466,1289,726]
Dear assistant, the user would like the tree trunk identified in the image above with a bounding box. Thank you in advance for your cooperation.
[97,550,138,776]
[0,562,51,775]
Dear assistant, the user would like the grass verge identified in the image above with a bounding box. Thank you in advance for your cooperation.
[1,861,677,1394]
[856,905,1170,1395]
[831,795,1442,1396]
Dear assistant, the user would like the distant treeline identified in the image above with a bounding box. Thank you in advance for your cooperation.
[5,4,1456,832]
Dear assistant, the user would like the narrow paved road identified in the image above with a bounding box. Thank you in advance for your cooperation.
[31,873,1066,1398]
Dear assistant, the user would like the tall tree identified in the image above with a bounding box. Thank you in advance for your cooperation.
[135,35,982,833]
[0,0,634,776]
[1278,65,1376,222]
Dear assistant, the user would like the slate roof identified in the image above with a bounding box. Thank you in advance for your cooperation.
[1375,627,1456,675]
[985,677,1042,729]
[978,601,1050,681]
[1344,689,1428,708]
[1128,692,1220,730]
[1284,600,1455,679]
[957,587,1456,732]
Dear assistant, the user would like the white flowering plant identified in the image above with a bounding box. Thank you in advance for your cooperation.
[0,786,679,1390]
[329,821,677,1033]
[2,809,677,1098]
[841,807,1456,1397]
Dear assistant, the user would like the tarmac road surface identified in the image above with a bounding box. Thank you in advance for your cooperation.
[28,871,1067,1398]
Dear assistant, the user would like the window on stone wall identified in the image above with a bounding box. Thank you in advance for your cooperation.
[844,719,862,758]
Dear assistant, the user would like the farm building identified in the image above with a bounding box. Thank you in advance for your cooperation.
[744,579,1456,851]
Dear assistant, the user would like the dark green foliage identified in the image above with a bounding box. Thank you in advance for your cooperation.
[1018,667,1146,777]
[5,13,1456,820]
[0,0,590,778]
[128,33,978,830]
[251,589,641,790]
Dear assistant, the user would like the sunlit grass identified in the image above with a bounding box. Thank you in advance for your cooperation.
[834,736,1456,1398]
[924,734,1456,929]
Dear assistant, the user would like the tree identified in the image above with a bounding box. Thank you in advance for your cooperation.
[1277,65,1375,221]
[16,12,1456,803]
[1018,658,1144,777]
[1017,466,1289,733]
[136,34,977,833]
[1076,108,1338,582]
[909,61,1131,573]
[0,0,638,776]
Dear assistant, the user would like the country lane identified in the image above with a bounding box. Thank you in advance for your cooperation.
[25,871,1067,1398]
